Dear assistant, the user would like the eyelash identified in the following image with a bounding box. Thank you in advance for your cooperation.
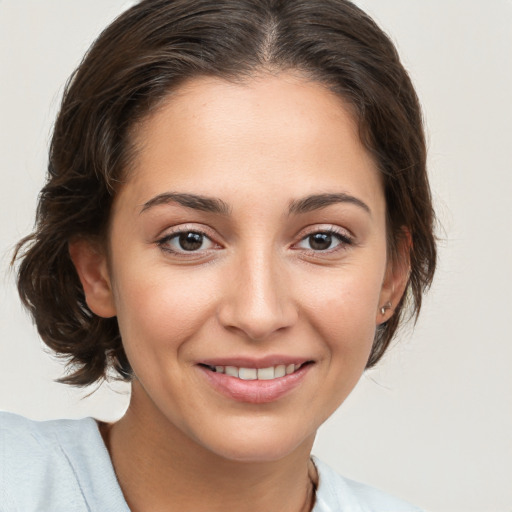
[293,227,354,255]
[156,227,219,257]
[156,226,354,257]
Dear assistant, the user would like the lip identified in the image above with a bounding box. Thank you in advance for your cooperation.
[199,355,309,369]
[197,360,313,404]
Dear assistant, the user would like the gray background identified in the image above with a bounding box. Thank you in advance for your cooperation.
[1,1,511,511]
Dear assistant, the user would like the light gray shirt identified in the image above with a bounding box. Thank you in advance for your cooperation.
[0,412,423,511]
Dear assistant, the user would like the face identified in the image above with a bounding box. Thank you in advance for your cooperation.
[77,73,402,462]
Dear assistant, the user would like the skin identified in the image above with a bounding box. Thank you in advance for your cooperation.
[70,73,408,512]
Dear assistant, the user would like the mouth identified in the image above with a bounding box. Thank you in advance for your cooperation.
[197,360,314,403]
[199,362,311,381]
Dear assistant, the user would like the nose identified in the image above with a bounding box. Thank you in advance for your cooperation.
[217,250,298,341]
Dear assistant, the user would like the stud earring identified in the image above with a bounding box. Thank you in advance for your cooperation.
[380,302,392,315]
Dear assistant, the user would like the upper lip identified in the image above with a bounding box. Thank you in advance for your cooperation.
[198,355,313,369]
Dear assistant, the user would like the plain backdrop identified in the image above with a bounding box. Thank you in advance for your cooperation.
[1,1,511,511]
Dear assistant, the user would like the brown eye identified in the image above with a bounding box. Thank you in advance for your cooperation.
[296,230,352,252]
[159,230,216,254]
[308,233,333,251]
[178,232,204,251]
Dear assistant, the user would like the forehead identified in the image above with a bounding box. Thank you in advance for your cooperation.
[117,73,383,216]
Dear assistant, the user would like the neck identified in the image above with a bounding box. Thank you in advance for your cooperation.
[102,383,317,512]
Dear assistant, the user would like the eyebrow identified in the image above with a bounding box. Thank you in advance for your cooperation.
[288,193,371,216]
[140,192,231,215]
[140,191,370,216]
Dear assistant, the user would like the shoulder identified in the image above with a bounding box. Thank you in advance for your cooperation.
[0,409,97,440]
[312,457,424,512]
[0,410,100,468]
[0,410,98,466]
[0,411,128,512]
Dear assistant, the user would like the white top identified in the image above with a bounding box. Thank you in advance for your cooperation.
[0,412,423,511]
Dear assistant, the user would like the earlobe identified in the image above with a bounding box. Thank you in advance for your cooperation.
[377,229,411,324]
[68,239,117,318]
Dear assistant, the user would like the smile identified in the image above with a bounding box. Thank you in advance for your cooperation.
[204,363,305,381]
[198,361,313,404]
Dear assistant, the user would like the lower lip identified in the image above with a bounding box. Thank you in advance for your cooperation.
[198,364,312,404]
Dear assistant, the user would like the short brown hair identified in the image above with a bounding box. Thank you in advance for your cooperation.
[14,0,436,386]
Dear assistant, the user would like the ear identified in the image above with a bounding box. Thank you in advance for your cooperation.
[69,238,117,318]
[377,229,411,324]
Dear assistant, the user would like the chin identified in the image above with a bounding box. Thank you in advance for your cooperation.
[210,441,307,464]
[195,420,316,464]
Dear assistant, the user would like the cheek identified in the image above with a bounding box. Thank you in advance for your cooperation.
[298,264,383,359]
[111,263,221,355]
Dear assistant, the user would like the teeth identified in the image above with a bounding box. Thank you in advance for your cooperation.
[274,365,286,378]
[257,367,275,380]
[209,363,305,380]
[239,368,257,380]
[225,366,238,377]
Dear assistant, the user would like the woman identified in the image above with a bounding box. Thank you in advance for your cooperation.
[2,0,436,510]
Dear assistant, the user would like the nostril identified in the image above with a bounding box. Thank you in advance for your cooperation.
[217,307,298,341]
[216,265,299,340]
